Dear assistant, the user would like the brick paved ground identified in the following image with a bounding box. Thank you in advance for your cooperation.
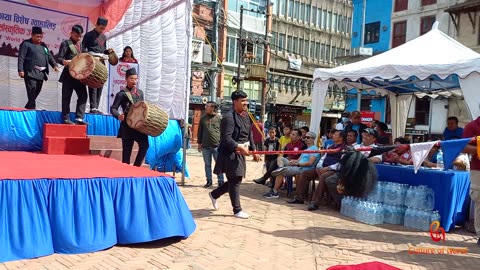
[2,150,480,270]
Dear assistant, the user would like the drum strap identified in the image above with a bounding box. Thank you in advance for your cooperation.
[125,91,135,105]
[67,40,80,56]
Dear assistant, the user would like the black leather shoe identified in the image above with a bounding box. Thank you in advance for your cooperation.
[203,183,212,188]
[308,203,319,211]
[75,119,89,125]
[253,178,266,185]
[63,119,75,125]
[287,198,304,204]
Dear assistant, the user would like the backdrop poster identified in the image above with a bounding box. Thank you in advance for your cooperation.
[107,62,140,111]
[0,0,88,57]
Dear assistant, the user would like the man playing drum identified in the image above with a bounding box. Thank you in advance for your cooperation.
[110,68,149,167]
[57,25,88,125]
[82,17,114,114]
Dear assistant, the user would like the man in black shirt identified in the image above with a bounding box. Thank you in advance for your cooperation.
[18,26,59,109]
[209,90,261,219]
[82,17,113,114]
[110,68,149,166]
[57,25,88,125]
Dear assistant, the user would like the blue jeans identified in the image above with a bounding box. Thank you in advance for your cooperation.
[202,147,224,184]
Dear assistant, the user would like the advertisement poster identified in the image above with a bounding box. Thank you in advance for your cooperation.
[360,111,376,127]
[0,0,88,57]
[107,62,140,110]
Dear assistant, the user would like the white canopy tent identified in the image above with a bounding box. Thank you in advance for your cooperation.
[311,23,480,139]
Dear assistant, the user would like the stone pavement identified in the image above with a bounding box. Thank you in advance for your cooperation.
[2,151,480,270]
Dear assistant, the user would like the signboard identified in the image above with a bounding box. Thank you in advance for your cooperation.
[249,100,256,114]
[107,62,140,110]
[0,0,88,57]
[360,111,376,126]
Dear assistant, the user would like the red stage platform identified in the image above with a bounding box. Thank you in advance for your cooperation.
[0,151,169,180]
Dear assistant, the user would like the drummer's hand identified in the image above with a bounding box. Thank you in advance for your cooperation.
[235,145,250,156]
[18,71,24,78]
[118,114,125,121]
[197,144,202,152]
[63,60,71,66]
[108,48,114,53]
[252,154,261,162]
[54,66,59,72]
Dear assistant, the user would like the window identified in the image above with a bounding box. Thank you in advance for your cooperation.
[294,1,299,20]
[415,97,431,125]
[300,3,305,21]
[288,0,294,17]
[228,0,237,11]
[421,0,436,6]
[392,21,407,48]
[360,99,371,112]
[364,21,380,44]
[278,0,286,16]
[312,7,317,26]
[306,5,311,23]
[271,32,278,50]
[293,37,298,54]
[347,17,352,33]
[315,42,321,59]
[287,36,293,51]
[326,45,331,62]
[299,38,304,55]
[310,41,315,58]
[322,10,327,28]
[321,43,326,60]
[332,13,337,31]
[338,15,344,32]
[304,41,309,57]
[317,8,322,27]
[255,44,264,63]
[327,12,332,29]
[278,33,285,51]
[394,0,408,12]
[420,16,436,35]
[226,35,237,64]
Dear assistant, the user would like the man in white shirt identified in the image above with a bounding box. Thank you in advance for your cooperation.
[335,112,351,131]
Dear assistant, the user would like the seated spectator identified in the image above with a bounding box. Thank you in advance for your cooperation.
[253,127,279,185]
[264,131,320,199]
[443,116,464,140]
[344,111,367,144]
[375,122,390,145]
[253,129,305,186]
[323,129,336,149]
[323,128,382,209]
[287,130,347,208]
[300,126,309,142]
[346,130,358,147]
[423,145,439,168]
[335,112,351,131]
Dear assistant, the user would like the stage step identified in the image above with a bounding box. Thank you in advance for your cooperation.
[43,123,87,138]
[89,136,139,163]
[43,124,89,155]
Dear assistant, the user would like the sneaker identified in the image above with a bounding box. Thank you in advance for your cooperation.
[217,181,224,186]
[308,203,319,211]
[287,198,304,204]
[63,119,75,125]
[209,192,218,210]
[253,178,266,185]
[271,167,287,177]
[234,211,250,219]
[477,238,480,247]
[264,191,279,199]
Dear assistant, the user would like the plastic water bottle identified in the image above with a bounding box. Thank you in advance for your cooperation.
[431,210,441,224]
[404,208,413,228]
[405,186,416,208]
[436,149,444,170]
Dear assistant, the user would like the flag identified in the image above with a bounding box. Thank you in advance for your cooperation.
[440,138,472,170]
[410,141,438,173]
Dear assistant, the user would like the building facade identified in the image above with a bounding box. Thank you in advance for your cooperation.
[269,0,353,129]
[446,0,480,53]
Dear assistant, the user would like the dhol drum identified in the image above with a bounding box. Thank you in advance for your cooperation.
[68,53,108,88]
[126,101,169,137]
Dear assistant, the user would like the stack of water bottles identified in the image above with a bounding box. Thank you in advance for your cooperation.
[404,185,438,231]
[340,182,441,231]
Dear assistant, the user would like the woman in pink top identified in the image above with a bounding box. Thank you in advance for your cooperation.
[119,46,138,63]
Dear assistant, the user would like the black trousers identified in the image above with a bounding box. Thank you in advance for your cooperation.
[62,76,87,120]
[24,77,43,109]
[88,86,103,111]
[260,158,278,181]
[122,136,149,167]
[211,175,243,214]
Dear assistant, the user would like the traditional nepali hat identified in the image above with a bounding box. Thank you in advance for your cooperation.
[126,68,137,78]
[97,17,108,26]
[32,26,42,35]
